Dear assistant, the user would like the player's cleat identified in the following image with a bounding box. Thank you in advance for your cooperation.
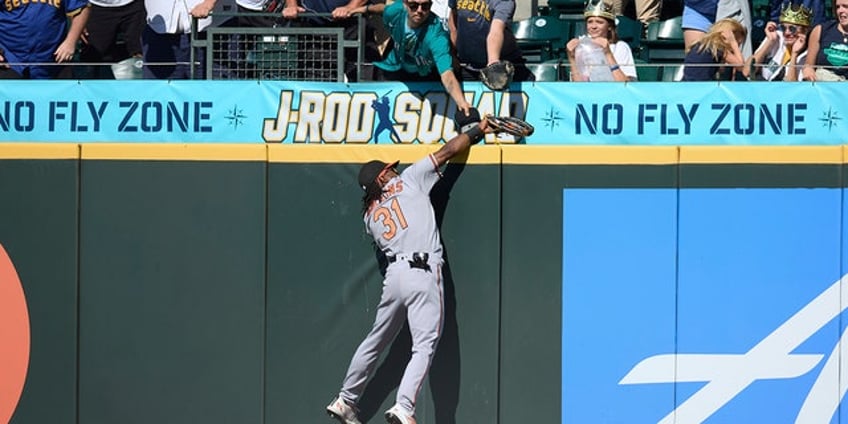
[384,404,417,424]
[326,396,362,424]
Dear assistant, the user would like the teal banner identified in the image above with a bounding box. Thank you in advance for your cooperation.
[0,80,845,144]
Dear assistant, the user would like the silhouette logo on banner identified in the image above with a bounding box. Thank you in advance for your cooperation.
[371,92,400,144]
[621,273,848,424]
[0,243,29,423]
[262,88,527,144]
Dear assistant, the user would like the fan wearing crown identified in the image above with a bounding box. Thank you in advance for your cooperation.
[802,0,848,81]
[744,2,812,81]
[565,0,638,81]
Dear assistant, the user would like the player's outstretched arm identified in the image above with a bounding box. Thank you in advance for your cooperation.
[432,111,490,166]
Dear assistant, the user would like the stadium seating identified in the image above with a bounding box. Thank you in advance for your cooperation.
[658,64,685,81]
[511,12,688,82]
[641,15,685,63]
[526,60,569,81]
[513,16,572,62]
[634,58,659,81]
[615,15,645,55]
[545,0,585,19]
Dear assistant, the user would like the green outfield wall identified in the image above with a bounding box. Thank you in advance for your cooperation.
[1,144,845,424]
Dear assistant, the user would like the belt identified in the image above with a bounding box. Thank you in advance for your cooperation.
[386,252,431,271]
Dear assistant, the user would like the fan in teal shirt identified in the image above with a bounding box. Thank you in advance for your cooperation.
[376,0,454,76]
[359,0,471,115]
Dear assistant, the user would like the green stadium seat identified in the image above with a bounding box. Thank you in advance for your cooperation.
[658,64,685,81]
[615,15,644,55]
[634,58,659,81]
[546,0,585,19]
[513,16,571,62]
[642,15,684,63]
[645,15,684,41]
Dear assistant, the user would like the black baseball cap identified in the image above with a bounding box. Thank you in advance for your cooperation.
[358,160,399,191]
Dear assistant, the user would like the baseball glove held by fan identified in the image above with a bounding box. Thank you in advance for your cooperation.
[480,61,514,91]
[485,114,534,137]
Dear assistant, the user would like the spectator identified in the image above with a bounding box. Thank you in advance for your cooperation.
[142,0,221,79]
[745,2,812,81]
[770,0,825,29]
[801,0,848,81]
[566,0,638,81]
[80,0,145,79]
[351,0,472,114]
[448,0,534,83]
[611,0,662,29]
[0,0,90,79]
[283,0,375,81]
[683,0,752,57]
[682,17,747,80]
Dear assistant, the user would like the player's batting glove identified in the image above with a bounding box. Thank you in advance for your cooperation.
[454,107,481,133]
[455,107,484,144]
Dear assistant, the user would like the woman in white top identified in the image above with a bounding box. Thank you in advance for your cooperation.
[566,0,638,81]
[745,2,812,81]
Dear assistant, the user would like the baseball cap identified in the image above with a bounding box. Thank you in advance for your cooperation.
[358,160,399,191]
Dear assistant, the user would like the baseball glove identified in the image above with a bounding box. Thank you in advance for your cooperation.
[480,61,515,91]
[485,115,535,137]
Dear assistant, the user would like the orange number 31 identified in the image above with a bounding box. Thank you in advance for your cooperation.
[373,197,408,240]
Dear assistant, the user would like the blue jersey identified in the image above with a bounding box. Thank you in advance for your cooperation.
[0,0,89,78]
[450,0,522,68]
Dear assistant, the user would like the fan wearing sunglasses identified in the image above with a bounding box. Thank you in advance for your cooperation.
[745,2,812,81]
[351,0,473,116]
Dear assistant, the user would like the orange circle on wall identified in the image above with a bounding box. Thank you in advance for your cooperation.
[0,243,30,424]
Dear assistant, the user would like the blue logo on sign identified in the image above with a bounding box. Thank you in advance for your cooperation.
[562,188,844,423]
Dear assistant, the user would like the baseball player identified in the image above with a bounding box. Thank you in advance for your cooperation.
[326,109,490,424]
[0,0,89,79]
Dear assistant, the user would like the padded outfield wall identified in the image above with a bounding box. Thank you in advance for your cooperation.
[2,144,848,424]
[2,80,848,424]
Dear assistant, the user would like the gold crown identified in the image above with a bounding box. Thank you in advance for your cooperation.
[584,0,615,21]
[779,2,813,26]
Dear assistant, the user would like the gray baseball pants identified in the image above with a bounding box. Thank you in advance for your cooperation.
[339,258,444,414]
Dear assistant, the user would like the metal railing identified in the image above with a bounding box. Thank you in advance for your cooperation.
[190,12,367,82]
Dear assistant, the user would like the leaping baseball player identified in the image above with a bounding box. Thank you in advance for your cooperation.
[326,108,491,424]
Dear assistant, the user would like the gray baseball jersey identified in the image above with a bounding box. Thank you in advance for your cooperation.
[337,154,446,417]
[364,155,443,259]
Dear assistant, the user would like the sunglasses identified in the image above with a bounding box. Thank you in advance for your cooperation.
[406,1,432,11]
[779,24,805,34]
